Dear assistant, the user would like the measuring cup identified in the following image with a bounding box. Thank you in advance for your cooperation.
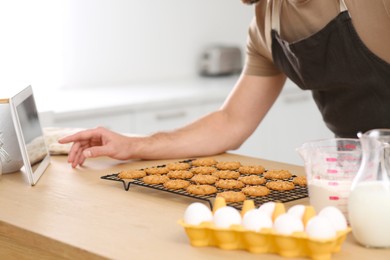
[296,138,362,219]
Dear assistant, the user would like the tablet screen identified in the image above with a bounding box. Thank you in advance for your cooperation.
[10,86,50,185]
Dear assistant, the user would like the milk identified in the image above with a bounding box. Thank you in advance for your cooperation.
[308,179,352,219]
[348,181,390,248]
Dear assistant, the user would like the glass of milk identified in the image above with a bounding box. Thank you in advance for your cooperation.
[348,129,390,248]
[297,138,362,220]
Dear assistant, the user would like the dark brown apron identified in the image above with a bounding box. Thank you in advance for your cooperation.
[270,0,390,138]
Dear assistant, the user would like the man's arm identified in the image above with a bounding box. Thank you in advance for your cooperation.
[59,73,286,167]
[133,73,286,158]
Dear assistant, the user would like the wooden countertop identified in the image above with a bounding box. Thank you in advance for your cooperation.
[0,154,389,259]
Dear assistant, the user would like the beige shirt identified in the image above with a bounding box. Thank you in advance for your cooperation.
[244,0,390,76]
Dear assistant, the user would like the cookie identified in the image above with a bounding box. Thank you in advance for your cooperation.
[293,176,307,186]
[163,179,190,190]
[266,181,295,191]
[145,167,169,175]
[238,165,265,174]
[238,175,266,185]
[118,170,146,179]
[167,170,193,179]
[191,158,218,167]
[167,162,191,171]
[241,186,270,196]
[216,161,241,170]
[142,175,169,185]
[191,174,219,185]
[213,170,240,179]
[217,191,246,203]
[190,166,217,175]
[263,170,293,180]
[215,179,245,189]
[186,184,217,195]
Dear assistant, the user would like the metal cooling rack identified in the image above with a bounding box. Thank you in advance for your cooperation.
[101,161,308,210]
[101,172,215,208]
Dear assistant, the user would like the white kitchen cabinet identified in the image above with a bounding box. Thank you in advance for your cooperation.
[38,78,332,166]
[37,78,232,136]
[42,110,136,134]
[133,101,222,135]
[233,80,333,166]
[40,100,223,137]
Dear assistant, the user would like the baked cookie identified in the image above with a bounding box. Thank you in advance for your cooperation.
[216,161,241,170]
[213,170,240,179]
[266,181,295,191]
[163,179,190,190]
[217,191,246,203]
[238,175,266,185]
[142,175,169,185]
[191,174,219,185]
[215,179,245,189]
[191,158,218,167]
[167,162,191,171]
[263,170,293,180]
[238,165,265,175]
[186,184,217,195]
[167,170,193,179]
[190,166,217,175]
[242,186,270,196]
[118,170,146,179]
[293,176,307,187]
[145,167,169,175]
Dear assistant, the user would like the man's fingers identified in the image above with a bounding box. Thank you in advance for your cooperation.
[67,142,81,163]
[83,146,109,158]
[59,128,102,144]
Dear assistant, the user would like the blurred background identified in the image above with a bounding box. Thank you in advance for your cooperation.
[0,0,332,165]
[0,0,252,90]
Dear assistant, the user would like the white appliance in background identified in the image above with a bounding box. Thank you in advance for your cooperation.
[198,45,242,76]
[0,99,23,174]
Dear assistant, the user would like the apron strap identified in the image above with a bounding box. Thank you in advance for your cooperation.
[271,0,282,34]
[265,0,282,52]
[264,0,272,52]
[339,0,348,12]
[265,0,349,52]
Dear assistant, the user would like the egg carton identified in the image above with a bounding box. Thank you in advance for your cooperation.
[178,199,351,260]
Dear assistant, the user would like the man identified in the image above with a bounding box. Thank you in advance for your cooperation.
[60,0,390,167]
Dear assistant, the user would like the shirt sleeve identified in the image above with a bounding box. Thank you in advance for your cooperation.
[243,17,282,76]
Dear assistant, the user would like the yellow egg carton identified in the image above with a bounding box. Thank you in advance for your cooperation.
[178,198,351,260]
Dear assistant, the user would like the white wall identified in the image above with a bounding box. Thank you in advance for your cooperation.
[0,0,63,92]
[1,0,253,91]
[62,0,254,88]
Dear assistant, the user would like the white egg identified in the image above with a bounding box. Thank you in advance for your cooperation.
[242,209,273,232]
[213,206,242,228]
[318,206,347,231]
[273,213,304,235]
[287,205,306,219]
[183,202,213,225]
[306,215,337,239]
[258,202,276,218]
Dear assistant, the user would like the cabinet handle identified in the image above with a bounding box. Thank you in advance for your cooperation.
[155,111,187,120]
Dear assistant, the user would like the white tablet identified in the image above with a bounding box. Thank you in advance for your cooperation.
[9,85,50,185]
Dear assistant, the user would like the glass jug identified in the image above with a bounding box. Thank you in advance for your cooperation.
[296,138,362,219]
[348,129,390,248]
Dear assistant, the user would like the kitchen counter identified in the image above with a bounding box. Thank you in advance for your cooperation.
[35,76,239,115]
[35,76,240,133]
[33,76,331,166]
[35,75,300,121]
[0,154,389,259]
